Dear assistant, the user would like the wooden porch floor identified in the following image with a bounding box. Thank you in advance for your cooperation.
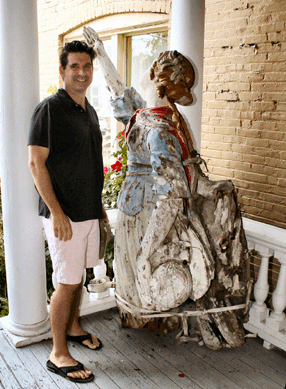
[0,306,285,389]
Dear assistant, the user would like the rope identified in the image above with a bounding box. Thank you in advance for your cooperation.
[126,160,152,176]
[183,156,209,172]
[127,161,152,168]
[115,291,246,319]
[126,171,151,176]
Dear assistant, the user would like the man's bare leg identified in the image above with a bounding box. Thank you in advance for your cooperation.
[49,283,93,380]
[67,281,101,350]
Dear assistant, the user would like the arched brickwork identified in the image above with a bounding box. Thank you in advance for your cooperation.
[58,0,170,36]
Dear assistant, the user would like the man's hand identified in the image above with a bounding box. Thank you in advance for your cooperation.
[82,26,126,99]
[102,205,109,222]
[51,211,73,241]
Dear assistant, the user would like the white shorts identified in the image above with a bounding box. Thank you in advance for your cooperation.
[42,217,100,285]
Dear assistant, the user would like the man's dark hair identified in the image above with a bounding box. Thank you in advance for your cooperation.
[60,41,96,69]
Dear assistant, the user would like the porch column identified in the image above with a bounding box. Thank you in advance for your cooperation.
[170,0,205,151]
[0,0,51,346]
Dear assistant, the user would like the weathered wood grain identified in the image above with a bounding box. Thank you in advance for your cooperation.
[0,331,37,389]
[84,312,198,389]
[13,342,60,389]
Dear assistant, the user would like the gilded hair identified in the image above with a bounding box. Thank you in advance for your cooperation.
[150,50,194,106]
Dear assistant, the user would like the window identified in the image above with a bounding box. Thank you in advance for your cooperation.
[128,32,168,96]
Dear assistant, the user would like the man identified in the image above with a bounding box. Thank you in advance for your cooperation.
[28,40,108,383]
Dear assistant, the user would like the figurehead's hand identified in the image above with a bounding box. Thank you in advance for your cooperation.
[83,26,103,51]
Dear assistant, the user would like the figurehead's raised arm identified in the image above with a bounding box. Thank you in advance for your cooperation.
[83,26,146,125]
[83,26,126,99]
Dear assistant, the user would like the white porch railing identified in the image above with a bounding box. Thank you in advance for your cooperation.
[243,217,286,351]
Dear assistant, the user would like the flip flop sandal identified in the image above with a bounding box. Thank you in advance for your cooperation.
[67,332,103,350]
[46,360,94,383]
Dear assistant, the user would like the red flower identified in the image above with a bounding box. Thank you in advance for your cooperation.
[111,160,123,172]
[121,130,125,138]
[103,167,108,174]
[118,156,122,160]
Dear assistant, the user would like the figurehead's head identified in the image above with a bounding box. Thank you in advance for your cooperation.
[150,50,195,106]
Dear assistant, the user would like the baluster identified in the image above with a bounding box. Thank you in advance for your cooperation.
[266,252,286,331]
[249,245,273,322]
[93,259,108,281]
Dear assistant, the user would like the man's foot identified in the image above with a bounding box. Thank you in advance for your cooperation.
[47,360,94,383]
[48,352,94,382]
[67,332,102,350]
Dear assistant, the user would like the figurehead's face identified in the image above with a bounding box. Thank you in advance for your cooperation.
[162,63,194,105]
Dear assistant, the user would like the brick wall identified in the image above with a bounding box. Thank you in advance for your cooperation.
[202,0,286,229]
[37,0,171,99]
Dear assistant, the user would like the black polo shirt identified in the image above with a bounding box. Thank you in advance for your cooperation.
[28,88,104,222]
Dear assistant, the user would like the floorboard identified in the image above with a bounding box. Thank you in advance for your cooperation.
[0,306,285,389]
[0,331,37,389]
[110,309,245,388]
[84,312,199,389]
[17,345,61,389]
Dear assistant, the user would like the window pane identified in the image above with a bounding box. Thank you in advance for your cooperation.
[90,39,113,167]
[130,32,168,96]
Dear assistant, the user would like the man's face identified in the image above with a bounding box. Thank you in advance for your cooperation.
[60,52,93,95]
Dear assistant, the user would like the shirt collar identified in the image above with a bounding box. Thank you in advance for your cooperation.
[57,88,90,110]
